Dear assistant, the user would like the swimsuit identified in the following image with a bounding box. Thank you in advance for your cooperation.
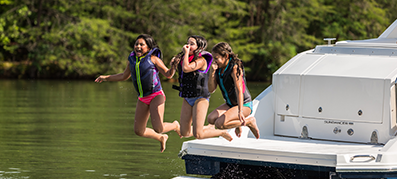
[138,90,166,105]
[185,96,209,107]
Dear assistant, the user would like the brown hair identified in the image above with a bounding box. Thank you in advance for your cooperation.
[212,42,243,79]
[173,35,208,67]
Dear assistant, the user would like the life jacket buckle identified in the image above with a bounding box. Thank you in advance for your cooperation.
[172,85,181,91]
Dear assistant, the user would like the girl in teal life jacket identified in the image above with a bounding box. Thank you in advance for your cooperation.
[95,34,181,152]
[171,36,232,141]
[207,42,260,139]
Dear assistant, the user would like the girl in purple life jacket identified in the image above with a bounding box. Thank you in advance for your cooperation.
[95,34,180,152]
[171,35,232,141]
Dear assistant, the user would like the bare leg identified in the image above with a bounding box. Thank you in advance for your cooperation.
[245,116,260,139]
[181,124,212,138]
[159,134,168,153]
[173,120,182,138]
[192,99,232,141]
[179,99,194,138]
[204,124,215,130]
[150,95,180,135]
[134,100,169,152]
[235,126,242,137]
[214,106,249,129]
[207,103,229,125]
[207,103,236,138]
[214,105,260,139]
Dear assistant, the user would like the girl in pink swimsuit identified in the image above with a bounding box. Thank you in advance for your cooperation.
[95,34,180,152]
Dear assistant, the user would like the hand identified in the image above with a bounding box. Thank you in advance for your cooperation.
[182,45,190,54]
[211,61,218,71]
[170,56,180,67]
[94,76,106,83]
[238,110,246,126]
[170,57,175,66]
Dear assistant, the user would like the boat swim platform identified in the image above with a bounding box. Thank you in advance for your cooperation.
[181,135,383,168]
[180,133,397,177]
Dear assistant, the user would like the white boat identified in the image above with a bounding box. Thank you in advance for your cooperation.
[178,20,397,179]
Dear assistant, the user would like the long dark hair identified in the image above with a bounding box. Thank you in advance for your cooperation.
[212,42,243,79]
[135,34,160,56]
[173,35,207,66]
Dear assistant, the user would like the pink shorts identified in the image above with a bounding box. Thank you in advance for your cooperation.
[138,90,165,105]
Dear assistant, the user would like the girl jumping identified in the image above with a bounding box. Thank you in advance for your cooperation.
[172,36,232,141]
[95,34,180,152]
[207,42,260,139]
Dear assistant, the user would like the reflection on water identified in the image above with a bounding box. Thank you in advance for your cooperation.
[0,80,269,178]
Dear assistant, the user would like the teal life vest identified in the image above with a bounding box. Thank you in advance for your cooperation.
[215,61,252,106]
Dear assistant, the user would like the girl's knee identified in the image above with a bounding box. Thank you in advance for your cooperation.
[134,129,145,136]
[193,131,205,139]
[180,127,190,137]
[215,120,226,129]
[153,126,164,133]
[207,115,216,125]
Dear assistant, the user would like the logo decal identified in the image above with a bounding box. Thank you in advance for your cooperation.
[324,121,354,125]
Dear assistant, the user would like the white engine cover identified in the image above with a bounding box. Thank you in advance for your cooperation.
[273,47,397,144]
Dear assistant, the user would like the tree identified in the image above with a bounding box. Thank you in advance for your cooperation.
[0,0,394,80]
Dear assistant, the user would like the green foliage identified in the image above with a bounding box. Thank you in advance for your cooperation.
[315,0,388,41]
[0,0,395,81]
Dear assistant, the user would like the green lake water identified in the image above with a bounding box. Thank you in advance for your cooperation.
[0,79,269,178]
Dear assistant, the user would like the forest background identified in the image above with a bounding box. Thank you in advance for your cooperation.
[1,0,396,81]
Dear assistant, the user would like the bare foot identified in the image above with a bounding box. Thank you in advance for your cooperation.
[247,117,260,139]
[160,134,168,153]
[221,131,233,142]
[235,127,242,138]
[173,121,182,138]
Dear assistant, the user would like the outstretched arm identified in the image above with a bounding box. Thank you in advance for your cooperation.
[95,61,131,82]
[152,55,176,79]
